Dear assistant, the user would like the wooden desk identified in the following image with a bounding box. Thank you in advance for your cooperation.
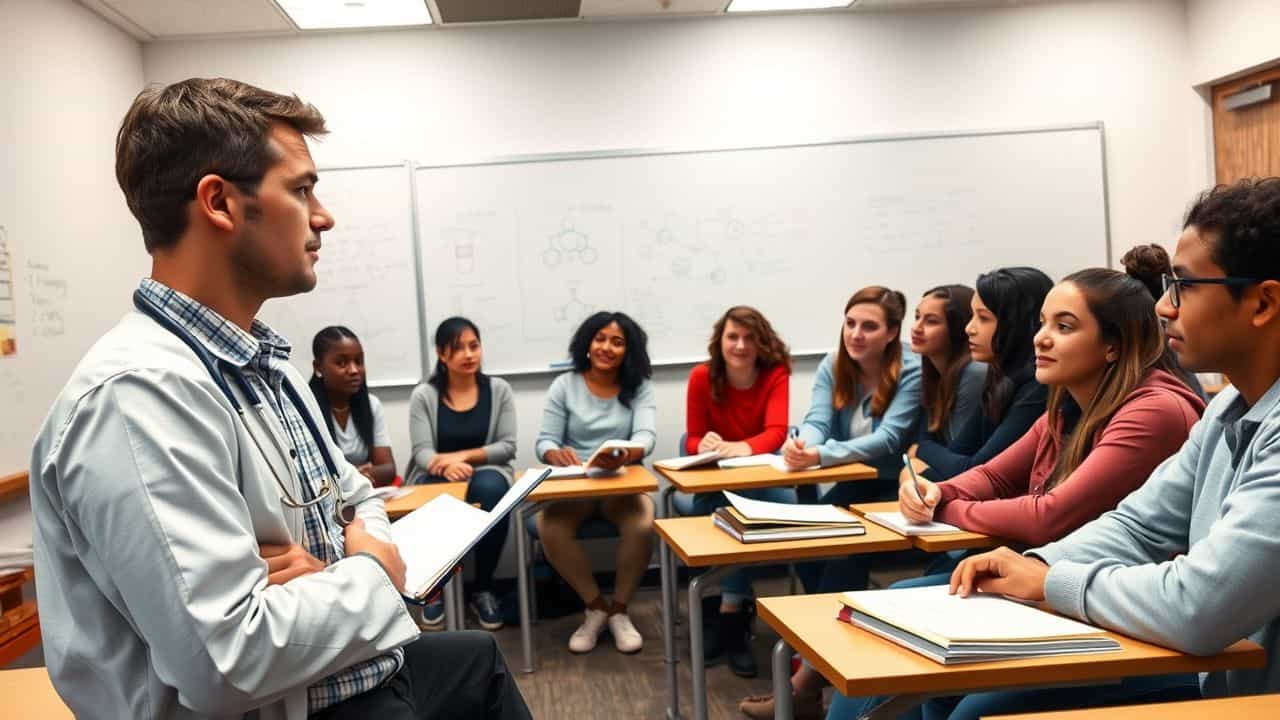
[526,464,658,502]
[382,483,469,520]
[0,668,73,719]
[514,464,658,675]
[989,693,1280,719]
[655,515,910,568]
[656,516,911,720]
[757,593,1265,719]
[654,461,877,495]
[850,501,999,553]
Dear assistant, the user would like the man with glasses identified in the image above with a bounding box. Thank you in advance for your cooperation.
[936,178,1280,719]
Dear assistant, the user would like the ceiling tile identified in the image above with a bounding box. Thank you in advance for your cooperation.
[99,0,293,36]
[580,0,727,17]
[435,0,580,23]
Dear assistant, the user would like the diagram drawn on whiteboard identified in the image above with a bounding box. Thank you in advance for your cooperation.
[444,226,478,275]
[0,226,16,356]
[552,286,595,325]
[543,218,599,267]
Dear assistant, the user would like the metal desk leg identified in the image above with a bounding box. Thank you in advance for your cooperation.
[690,565,731,720]
[515,504,535,673]
[772,639,793,720]
[453,571,466,628]
[660,538,681,719]
[444,574,460,631]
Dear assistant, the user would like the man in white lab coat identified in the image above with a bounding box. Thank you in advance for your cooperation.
[29,77,531,720]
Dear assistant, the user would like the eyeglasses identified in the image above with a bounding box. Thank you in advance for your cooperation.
[1161,273,1261,309]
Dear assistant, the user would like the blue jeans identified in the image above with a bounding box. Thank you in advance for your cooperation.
[674,486,798,603]
[825,673,1202,720]
[420,469,510,593]
[796,477,898,594]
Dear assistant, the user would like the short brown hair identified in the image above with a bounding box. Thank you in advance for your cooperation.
[706,306,791,402]
[115,77,328,252]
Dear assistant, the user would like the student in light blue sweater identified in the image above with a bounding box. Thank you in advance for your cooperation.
[535,311,657,657]
[940,179,1280,719]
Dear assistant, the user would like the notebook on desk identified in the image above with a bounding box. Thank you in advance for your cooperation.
[712,490,865,543]
[537,439,646,479]
[837,585,1120,664]
[862,511,962,536]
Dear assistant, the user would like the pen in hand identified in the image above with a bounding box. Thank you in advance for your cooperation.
[902,453,928,505]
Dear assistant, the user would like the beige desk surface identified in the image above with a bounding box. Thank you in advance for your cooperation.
[526,465,658,503]
[654,461,877,493]
[850,501,999,553]
[383,483,469,520]
[988,693,1280,720]
[0,668,73,719]
[756,593,1265,699]
[654,515,911,568]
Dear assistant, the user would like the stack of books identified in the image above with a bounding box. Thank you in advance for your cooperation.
[711,491,865,543]
[836,585,1121,664]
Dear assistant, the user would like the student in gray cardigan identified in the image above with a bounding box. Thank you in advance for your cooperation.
[404,317,517,632]
[940,182,1280,720]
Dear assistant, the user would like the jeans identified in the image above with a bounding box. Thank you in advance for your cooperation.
[421,469,510,593]
[674,486,798,603]
[825,673,1202,720]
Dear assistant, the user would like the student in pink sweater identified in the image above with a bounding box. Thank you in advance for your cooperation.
[900,249,1206,547]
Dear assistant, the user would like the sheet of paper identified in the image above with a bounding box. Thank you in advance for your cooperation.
[716,453,777,468]
[654,450,722,470]
[841,585,1108,643]
[371,485,414,501]
[539,465,622,479]
[723,490,858,524]
[863,511,961,535]
[391,494,488,596]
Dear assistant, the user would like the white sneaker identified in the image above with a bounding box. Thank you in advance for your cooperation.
[607,612,643,654]
[568,609,609,653]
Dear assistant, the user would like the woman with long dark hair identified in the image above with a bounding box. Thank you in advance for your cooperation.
[309,326,395,485]
[404,316,517,632]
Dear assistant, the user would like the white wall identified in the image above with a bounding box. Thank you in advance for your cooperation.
[142,0,1205,477]
[1187,0,1280,86]
[0,0,146,474]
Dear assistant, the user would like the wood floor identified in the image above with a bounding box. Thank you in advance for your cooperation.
[490,568,923,719]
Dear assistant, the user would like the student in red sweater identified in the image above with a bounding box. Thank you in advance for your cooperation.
[825,251,1208,720]
[674,305,791,678]
[900,250,1206,549]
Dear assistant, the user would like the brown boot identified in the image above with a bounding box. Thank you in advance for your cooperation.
[738,690,823,720]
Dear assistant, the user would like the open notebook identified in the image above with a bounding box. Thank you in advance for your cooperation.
[837,585,1120,664]
[862,511,961,536]
[539,439,646,479]
[390,468,551,601]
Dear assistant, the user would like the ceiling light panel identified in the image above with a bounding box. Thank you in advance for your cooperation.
[275,0,433,30]
[727,0,852,12]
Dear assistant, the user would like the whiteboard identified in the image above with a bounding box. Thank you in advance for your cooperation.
[259,163,424,387]
[414,125,1109,375]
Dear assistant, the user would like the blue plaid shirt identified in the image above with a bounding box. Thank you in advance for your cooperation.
[138,279,403,712]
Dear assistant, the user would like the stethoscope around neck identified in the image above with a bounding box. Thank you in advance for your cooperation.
[132,290,354,527]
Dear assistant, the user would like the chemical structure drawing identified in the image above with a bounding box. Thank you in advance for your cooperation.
[443,227,478,275]
[552,286,595,325]
[543,218,599,267]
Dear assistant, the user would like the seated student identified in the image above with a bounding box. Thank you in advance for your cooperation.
[942,180,1280,719]
[31,77,529,720]
[913,267,1055,480]
[309,326,396,486]
[404,317,517,632]
[675,305,792,677]
[740,286,921,720]
[535,311,657,655]
[904,284,987,484]
[824,253,1208,720]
